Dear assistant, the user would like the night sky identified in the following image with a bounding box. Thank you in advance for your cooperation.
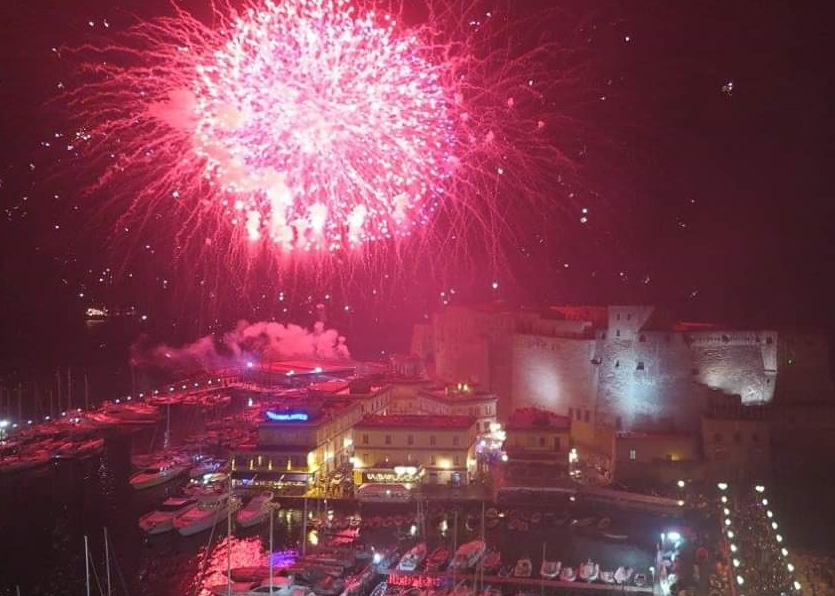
[1,0,834,370]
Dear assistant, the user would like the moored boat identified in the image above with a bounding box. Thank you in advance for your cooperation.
[481,550,501,573]
[559,566,577,582]
[236,491,275,528]
[174,494,240,536]
[426,546,449,571]
[130,460,191,490]
[450,540,486,571]
[614,566,634,584]
[513,557,533,578]
[139,497,198,534]
[579,559,599,582]
[397,542,427,571]
[600,570,616,584]
[540,560,561,579]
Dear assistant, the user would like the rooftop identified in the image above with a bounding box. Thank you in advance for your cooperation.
[506,408,571,431]
[422,384,497,403]
[354,414,476,430]
[616,431,693,441]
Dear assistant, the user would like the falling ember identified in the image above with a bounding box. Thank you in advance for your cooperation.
[64,0,583,277]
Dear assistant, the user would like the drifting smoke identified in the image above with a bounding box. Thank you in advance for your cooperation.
[132,320,350,373]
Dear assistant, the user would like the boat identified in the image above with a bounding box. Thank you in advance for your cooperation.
[190,457,225,479]
[540,560,561,579]
[129,460,191,490]
[553,513,570,526]
[602,532,629,542]
[513,558,533,578]
[207,577,312,596]
[0,452,50,474]
[174,494,240,536]
[53,437,105,459]
[578,560,599,582]
[559,566,577,582]
[139,496,199,534]
[225,566,271,583]
[450,540,486,570]
[397,542,427,571]
[614,566,634,584]
[570,517,596,528]
[600,570,616,584]
[482,550,501,573]
[237,491,275,528]
[426,546,449,571]
[597,517,612,530]
[634,573,647,587]
[530,512,542,524]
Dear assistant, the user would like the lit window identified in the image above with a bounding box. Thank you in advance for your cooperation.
[629,449,636,461]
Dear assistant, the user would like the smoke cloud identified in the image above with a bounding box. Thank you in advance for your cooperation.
[131,320,350,374]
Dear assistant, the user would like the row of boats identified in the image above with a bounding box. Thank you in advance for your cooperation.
[393,540,646,587]
[139,489,275,536]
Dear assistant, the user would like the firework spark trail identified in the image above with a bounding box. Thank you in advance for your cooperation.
[65,0,582,280]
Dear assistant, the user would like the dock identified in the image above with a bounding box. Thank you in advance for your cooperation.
[378,568,653,594]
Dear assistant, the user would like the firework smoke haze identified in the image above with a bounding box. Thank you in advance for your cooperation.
[65,0,582,290]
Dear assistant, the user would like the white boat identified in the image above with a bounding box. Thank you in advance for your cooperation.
[600,570,616,584]
[130,460,191,490]
[513,558,533,578]
[397,542,427,571]
[236,491,275,528]
[450,540,486,570]
[579,560,599,582]
[540,560,561,579]
[174,494,240,536]
[614,566,634,584]
[207,577,312,596]
[634,573,648,587]
[139,496,198,534]
[559,566,577,582]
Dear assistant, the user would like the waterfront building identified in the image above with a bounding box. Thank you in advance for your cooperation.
[231,384,392,488]
[502,407,571,485]
[351,414,478,486]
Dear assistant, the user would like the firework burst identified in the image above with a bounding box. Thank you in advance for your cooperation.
[64,0,584,288]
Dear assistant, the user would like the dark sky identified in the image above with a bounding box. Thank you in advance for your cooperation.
[1,0,834,367]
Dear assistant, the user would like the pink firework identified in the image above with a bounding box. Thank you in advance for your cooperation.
[66,0,580,274]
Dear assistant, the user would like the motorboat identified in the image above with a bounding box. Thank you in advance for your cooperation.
[426,546,449,571]
[450,540,486,570]
[570,517,596,528]
[190,457,225,479]
[139,497,198,534]
[397,542,427,571]
[540,560,561,579]
[603,532,629,541]
[53,437,105,459]
[614,566,634,584]
[174,494,240,536]
[130,460,191,490]
[634,573,648,587]
[579,560,599,582]
[597,517,612,530]
[237,491,275,528]
[481,550,501,573]
[0,452,50,474]
[600,570,616,584]
[513,557,533,578]
[225,566,270,583]
[207,577,313,596]
[559,566,577,582]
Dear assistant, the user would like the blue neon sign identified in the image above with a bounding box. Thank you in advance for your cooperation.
[266,411,309,422]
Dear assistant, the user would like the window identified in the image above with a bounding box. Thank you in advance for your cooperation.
[766,336,774,345]
[554,437,561,451]
[615,360,620,368]
[601,332,607,340]
[568,407,573,418]
[453,436,460,447]
[733,432,742,444]
[430,454,436,465]
[617,314,621,321]
[629,449,636,461]
[539,436,546,447]
[584,410,590,423]
[362,434,369,445]
[616,416,622,430]
[385,434,392,445]
[639,334,646,342]
[430,435,436,446]
[627,313,632,320]
[576,409,581,421]
[665,334,671,342]
[407,434,414,445]
[616,329,621,338]
[454,455,460,466]
[636,361,645,371]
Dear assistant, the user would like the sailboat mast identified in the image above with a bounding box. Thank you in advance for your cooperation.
[227,477,233,596]
[104,528,112,596]
[84,535,91,596]
[269,503,274,594]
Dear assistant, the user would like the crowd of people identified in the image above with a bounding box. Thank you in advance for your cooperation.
[730,486,797,596]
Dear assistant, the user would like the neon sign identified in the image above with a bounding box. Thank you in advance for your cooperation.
[266,411,309,422]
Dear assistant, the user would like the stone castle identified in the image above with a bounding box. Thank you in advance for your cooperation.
[411,304,835,433]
